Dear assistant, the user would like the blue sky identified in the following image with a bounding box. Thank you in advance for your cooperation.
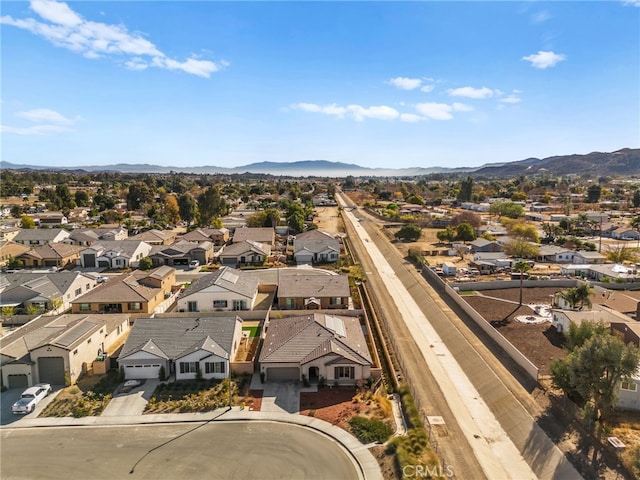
[2,1,639,170]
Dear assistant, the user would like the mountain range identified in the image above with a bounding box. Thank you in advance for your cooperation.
[1,148,638,178]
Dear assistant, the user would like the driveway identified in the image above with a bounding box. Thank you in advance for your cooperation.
[1,387,61,426]
[101,379,158,417]
[261,382,300,414]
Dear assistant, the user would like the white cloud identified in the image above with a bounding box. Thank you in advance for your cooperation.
[522,50,566,69]
[1,0,224,78]
[415,103,453,120]
[400,113,423,123]
[447,86,496,99]
[531,10,550,24]
[623,0,640,6]
[420,84,435,93]
[388,77,422,90]
[347,105,399,122]
[16,108,74,124]
[291,103,347,118]
[500,95,521,104]
[452,102,474,112]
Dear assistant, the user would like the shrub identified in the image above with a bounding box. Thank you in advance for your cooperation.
[348,415,393,444]
[158,366,166,381]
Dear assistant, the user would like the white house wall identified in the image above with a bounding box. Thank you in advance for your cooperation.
[177,291,255,312]
[175,350,228,381]
[1,363,35,388]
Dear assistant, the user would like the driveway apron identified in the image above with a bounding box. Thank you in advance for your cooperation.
[261,382,300,414]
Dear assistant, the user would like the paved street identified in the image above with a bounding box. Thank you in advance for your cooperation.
[337,191,581,480]
[0,421,360,480]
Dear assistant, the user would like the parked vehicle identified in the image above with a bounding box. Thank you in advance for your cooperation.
[189,260,200,270]
[12,384,52,414]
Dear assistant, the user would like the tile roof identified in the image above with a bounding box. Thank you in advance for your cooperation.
[259,313,372,366]
[294,230,340,255]
[119,316,240,361]
[232,227,275,244]
[220,240,271,257]
[179,266,258,300]
[278,273,350,298]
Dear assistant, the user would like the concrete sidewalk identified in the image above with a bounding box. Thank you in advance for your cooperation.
[4,407,383,480]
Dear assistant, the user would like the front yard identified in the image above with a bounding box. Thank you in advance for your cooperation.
[40,371,120,417]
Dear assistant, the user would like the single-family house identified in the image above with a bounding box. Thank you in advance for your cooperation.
[612,227,640,241]
[293,230,341,265]
[0,241,30,267]
[590,287,640,319]
[0,227,21,242]
[0,271,98,314]
[469,238,502,253]
[129,229,177,245]
[32,212,68,226]
[259,313,373,384]
[118,316,243,381]
[68,227,128,246]
[17,242,83,269]
[79,240,152,269]
[149,240,215,268]
[277,273,350,310]
[551,305,631,334]
[0,313,130,387]
[218,240,271,267]
[180,228,230,246]
[472,252,512,269]
[13,228,70,246]
[572,250,606,264]
[177,267,259,312]
[232,227,275,247]
[536,245,575,263]
[71,266,176,316]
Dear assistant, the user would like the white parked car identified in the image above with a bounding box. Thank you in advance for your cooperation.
[189,260,200,270]
[12,384,52,414]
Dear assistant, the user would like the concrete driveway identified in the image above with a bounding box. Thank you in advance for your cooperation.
[1,387,60,426]
[101,379,158,417]
[261,382,300,414]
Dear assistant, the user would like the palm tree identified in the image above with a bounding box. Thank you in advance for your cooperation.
[560,283,592,310]
[513,260,532,306]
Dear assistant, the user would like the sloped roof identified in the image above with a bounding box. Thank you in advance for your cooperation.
[278,273,350,298]
[232,227,274,244]
[150,240,212,257]
[21,242,83,260]
[0,272,94,306]
[179,266,258,300]
[83,240,148,257]
[180,228,228,243]
[119,316,240,361]
[259,313,372,366]
[14,228,70,242]
[129,229,176,242]
[219,240,271,257]
[294,230,340,255]
[73,273,160,303]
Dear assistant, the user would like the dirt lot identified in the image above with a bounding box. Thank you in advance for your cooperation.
[313,206,342,234]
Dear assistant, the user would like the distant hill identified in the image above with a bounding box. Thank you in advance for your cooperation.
[1,148,638,177]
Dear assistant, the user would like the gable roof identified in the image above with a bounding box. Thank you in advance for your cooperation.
[294,230,340,255]
[278,273,350,298]
[232,227,275,244]
[0,272,95,306]
[83,240,149,257]
[20,242,83,260]
[259,313,372,366]
[219,240,271,257]
[119,316,240,361]
[179,266,258,300]
[73,272,161,303]
[129,229,176,242]
[14,228,70,242]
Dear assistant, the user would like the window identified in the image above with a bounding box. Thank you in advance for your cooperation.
[85,284,90,291]
[75,288,82,296]
[179,362,198,374]
[232,300,246,311]
[213,300,228,309]
[205,362,225,374]
[285,298,294,309]
[621,381,638,391]
[334,366,354,379]
[87,338,92,344]
[73,349,78,355]
[330,297,342,305]
[187,301,198,312]
[79,303,90,312]
[128,302,142,311]
[115,259,124,266]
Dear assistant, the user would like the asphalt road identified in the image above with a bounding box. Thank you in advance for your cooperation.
[0,421,359,480]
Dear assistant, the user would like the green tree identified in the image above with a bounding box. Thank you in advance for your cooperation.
[513,259,532,306]
[197,185,230,227]
[509,223,540,243]
[286,203,306,234]
[138,257,153,271]
[489,201,524,219]
[395,224,422,242]
[605,244,638,264]
[74,190,90,207]
[456,176,473,203]
[550,325,640,434]
[559,282,593,310]
[436,227,455,244]
[633,190,640,209]
[126,181,154,210]
[455,222,476,243]
[178,193,198,227]
[503,239,540,259]
[20,215,35,229]
[586,184,602,203]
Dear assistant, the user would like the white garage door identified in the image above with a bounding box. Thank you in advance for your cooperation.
[266,367,300,382]
[125,364,162,379]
